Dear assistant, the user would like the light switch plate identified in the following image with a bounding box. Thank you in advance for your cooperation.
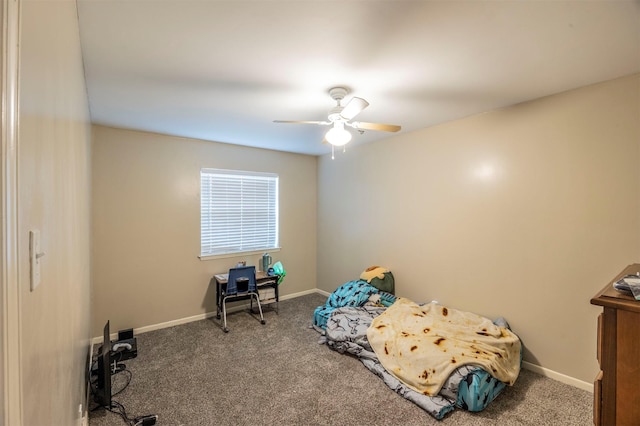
[29,230,41,291]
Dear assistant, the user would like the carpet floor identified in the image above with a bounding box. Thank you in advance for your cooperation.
[89,292,592,425]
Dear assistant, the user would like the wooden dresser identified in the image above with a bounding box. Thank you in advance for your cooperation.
[591,264,640,426]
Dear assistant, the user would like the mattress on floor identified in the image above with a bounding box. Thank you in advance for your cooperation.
[317,304,519,419]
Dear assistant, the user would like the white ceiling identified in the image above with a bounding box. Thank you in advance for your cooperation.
[77,0,640,156]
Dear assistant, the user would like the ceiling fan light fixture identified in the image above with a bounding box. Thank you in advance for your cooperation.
[325,122,352,146]
[274,87,400,153]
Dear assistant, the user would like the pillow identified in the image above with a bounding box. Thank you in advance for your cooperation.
[360,266,395,294]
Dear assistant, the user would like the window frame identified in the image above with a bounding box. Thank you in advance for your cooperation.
[199,168,280,260]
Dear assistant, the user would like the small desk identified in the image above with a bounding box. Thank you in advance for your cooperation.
[213,270,279,318]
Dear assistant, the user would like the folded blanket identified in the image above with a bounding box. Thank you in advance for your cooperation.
[367,298,521,396]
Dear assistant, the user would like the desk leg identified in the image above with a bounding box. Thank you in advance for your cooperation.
[275,282,279,314]
[216,281,221,319]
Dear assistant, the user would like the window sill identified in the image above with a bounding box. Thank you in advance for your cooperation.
[198,247,281,261]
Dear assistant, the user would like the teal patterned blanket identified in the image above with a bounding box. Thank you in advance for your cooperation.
[313,280,395,330]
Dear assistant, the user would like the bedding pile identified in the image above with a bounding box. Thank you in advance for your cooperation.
[312,280,394,330]
[314,285,522,419]
[368,297,521,397]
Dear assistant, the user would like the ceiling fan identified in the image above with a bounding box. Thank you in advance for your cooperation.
[274,87,401,150]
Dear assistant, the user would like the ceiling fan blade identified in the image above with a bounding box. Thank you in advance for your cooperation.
[340,97,369,120]
[350,121,401,132]
[273,120,331,125]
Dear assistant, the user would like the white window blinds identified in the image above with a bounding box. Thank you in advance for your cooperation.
[200,168,279,257]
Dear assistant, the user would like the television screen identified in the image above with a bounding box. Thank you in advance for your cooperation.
[95,320,112,408]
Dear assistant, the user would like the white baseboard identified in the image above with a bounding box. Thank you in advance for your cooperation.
[90,290,591,393]
[92,288,325,344]
[281,288,320,300]
[522,361,592,392]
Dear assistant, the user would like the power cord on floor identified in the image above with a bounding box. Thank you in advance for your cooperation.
[108,400,157,426]
[112,368,132,397]
[88,356,157,425]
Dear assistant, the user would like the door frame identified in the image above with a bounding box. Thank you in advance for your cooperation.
[1,0,23,424]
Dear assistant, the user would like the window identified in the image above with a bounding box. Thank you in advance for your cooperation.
[200,168,279,257]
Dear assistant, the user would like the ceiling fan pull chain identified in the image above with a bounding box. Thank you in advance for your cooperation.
[331,145,335,160]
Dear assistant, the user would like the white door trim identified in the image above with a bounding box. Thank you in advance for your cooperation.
[1,0,23,425]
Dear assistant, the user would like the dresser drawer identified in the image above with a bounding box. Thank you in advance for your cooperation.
[594,370,602,425]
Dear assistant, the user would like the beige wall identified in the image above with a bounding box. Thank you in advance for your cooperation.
[91,126,317,336]
[317,74,640,384]
[18,0,92,424]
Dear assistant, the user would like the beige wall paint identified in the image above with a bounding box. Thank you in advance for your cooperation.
[18,0,92,425]
[91,126,317,336]
[318,74,640,384]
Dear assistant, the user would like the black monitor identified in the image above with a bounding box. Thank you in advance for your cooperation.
[95,321,112,408]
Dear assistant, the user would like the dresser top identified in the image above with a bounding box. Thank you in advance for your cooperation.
[591,263,640,313]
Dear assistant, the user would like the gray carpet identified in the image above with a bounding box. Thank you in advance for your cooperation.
[89,293,592,425]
